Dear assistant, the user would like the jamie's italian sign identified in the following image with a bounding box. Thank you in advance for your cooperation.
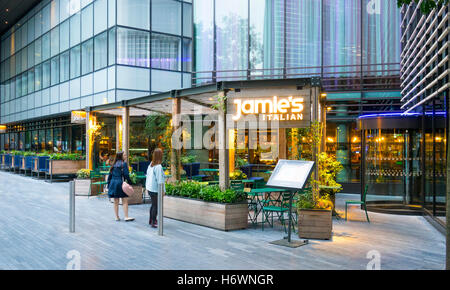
[227,91,311,129]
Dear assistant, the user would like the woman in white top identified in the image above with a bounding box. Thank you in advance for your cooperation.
[146,148,165,228]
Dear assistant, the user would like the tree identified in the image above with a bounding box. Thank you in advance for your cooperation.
[397,0,449,13]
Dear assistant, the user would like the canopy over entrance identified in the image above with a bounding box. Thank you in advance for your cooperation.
[84,78,324,189]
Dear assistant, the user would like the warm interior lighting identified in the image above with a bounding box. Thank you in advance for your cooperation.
[435,137,442,142]
[327,107,332,111]
[327,137,334,143]
[352,136,359,143]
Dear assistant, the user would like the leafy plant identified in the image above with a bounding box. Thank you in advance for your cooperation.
[129,170,138,185]
[129,155,147,164]
[317,152,343,194]
[23,151,36,157]
[211,94,227,112]
[229,169,247,180]
[297,188,333,211]
[49,153,85,160]
[235,156,248,168]
[165,181,246,204]
[180,154,197,164]
[144,114,172,165]
[76,169,91,179]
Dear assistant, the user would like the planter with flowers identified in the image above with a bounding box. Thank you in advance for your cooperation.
[74,169,100,196]
[297,188,334,240]
[46,153,85,182]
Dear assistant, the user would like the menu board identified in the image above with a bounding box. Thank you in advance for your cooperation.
[266,160,315,190]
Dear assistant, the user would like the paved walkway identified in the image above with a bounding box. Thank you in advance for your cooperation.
[0,171,445,270]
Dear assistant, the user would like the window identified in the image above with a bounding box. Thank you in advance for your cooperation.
[50,0,60,28]
[60,20,70,52]
[81,4,93,42]
[152,0,181,35]
[117,27,150,67]
[42,32,51,61]
[183,3,192,37]
[34,37,42,65]
[22,73,28,95]
[94,32,107,70]
[21,47,28,72]
[35,64,42,90]
[117,0,150,30]
[28,42,35,69]
[108,28,116,65]
[70,13,81,47]
[28,68,35,93]
[35,11,43,38]
[51,56,60,86]
[60,0,70,22]
[70,45,81,78]
[81,39,93,74]
[94,0,107,35]
[182,38,192,72]
[151,33,181,71]
[42,60,51,88]
[60,51,70,82]
[42,4,51,33]
[51,27,60,57]
[28,17,35,44]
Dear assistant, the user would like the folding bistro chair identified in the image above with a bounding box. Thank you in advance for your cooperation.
[345,184,370,222]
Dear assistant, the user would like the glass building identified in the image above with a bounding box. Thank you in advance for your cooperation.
[0,0,192,152]
[0,0,402,193]
[194,0,402,191]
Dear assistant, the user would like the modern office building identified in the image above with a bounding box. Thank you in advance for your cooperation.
[0,0,192,152]
[1,0,402,193]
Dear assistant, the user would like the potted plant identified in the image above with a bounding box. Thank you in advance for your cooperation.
[74,169,99,196]
[297,188,334,240]
[229,169,247,180]
[47,153,86,182]
[164,181,248,231]
[317,152,343,214]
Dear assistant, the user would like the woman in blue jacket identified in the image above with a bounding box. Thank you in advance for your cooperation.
[107,152,134,222]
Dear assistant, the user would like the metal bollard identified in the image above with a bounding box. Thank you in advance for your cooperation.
[69,181,75,233]
[158,183,164,236]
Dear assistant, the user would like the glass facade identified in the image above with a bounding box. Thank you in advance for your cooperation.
[0,0,193,125]
[193,0,401,86]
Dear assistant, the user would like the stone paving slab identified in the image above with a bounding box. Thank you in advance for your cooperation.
[0,171,445,270]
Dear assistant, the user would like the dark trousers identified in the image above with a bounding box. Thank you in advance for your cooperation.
[149,192,158,223]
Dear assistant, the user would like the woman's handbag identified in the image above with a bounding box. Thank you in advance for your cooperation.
[122,181,134,197]
[121,164,134,197]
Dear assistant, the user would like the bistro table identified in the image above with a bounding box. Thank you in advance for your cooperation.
[247,187,288,227]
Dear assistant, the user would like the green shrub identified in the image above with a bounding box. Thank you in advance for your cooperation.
[165,181,246,204]
[49,153,85,160]
[180,154,197,164]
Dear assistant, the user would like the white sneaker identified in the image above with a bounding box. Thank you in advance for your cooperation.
[115,217,120,221]
[125,217,135,222]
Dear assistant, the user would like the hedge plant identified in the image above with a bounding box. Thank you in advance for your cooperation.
[165,181,246,204]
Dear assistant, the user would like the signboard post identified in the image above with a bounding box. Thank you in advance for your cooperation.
[266,159,315,248]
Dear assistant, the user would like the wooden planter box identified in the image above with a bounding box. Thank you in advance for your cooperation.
[48,160,85,175]
[163,195,248,231]
[298,209,332,240]
[75,179,100,196]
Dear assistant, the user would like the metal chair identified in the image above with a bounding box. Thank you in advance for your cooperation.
[345,184,370,223]
[262,191,292,233]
